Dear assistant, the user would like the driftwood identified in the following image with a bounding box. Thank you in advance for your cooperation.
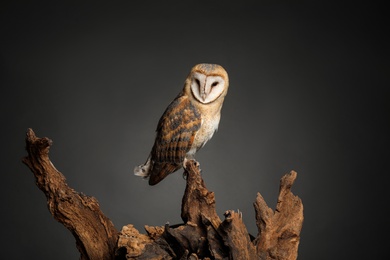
[23,129,303,259]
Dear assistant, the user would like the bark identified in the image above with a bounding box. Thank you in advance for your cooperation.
[22,129,118,260]
[253,172,304,259]
[23,129,303,260]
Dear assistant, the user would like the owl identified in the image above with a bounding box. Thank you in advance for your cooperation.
[134,63,229,185]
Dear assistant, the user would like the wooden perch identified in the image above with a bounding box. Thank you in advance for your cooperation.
[22,129,118,259]
[23,129,303,260]
[253,172,303,259]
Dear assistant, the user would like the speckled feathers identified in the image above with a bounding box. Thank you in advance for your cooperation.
[134,63,229,185]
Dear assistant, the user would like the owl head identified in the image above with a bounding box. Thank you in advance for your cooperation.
[184,63,229,104]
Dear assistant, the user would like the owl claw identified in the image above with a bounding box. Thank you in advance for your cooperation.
[183,157,189,169]
[183,158,201,170]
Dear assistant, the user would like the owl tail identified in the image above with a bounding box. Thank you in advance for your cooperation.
[134,157,152,178]
[148,162,181,185]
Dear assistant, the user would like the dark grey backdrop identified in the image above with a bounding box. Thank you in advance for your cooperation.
[1,2,387,259]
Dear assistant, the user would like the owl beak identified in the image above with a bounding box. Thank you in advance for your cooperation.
[201,92,207,101]
[200,85,207,101]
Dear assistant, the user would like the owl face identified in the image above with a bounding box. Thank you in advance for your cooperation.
[186,64,229,104]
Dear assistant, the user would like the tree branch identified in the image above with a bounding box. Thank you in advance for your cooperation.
[254,171,304,259]
[22,129,118,259]
[23,129,303,260]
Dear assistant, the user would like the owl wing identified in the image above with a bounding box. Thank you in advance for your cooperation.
[149,94,202,185]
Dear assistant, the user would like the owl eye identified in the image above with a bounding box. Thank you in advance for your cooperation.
[211,81,219,87]
[195,78,200,86]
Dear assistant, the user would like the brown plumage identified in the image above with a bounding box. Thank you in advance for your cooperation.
[134,63,229,185]
[149,96,201,184]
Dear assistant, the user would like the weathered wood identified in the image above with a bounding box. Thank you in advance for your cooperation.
[219,210,257,260]
[116,224,172,259]
[254,171,304,260]
[23,129,303,260]
[22,129,118,260]
[181,160,222,228]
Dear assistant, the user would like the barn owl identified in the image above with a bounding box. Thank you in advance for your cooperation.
[134,63,229,185]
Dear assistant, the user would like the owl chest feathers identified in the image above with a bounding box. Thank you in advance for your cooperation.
[189,102,221,155]
[150,94,222,164]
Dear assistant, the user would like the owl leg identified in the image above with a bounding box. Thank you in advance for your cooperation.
[183,156,200,169]
[182,157,201,179]
[183,157,189,170]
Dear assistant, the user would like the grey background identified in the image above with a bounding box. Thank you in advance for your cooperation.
[1,2,387,259]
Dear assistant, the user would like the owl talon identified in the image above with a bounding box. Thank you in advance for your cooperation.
[183,158,201,170]
[194,160,200,167]
[183,157,188,170]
